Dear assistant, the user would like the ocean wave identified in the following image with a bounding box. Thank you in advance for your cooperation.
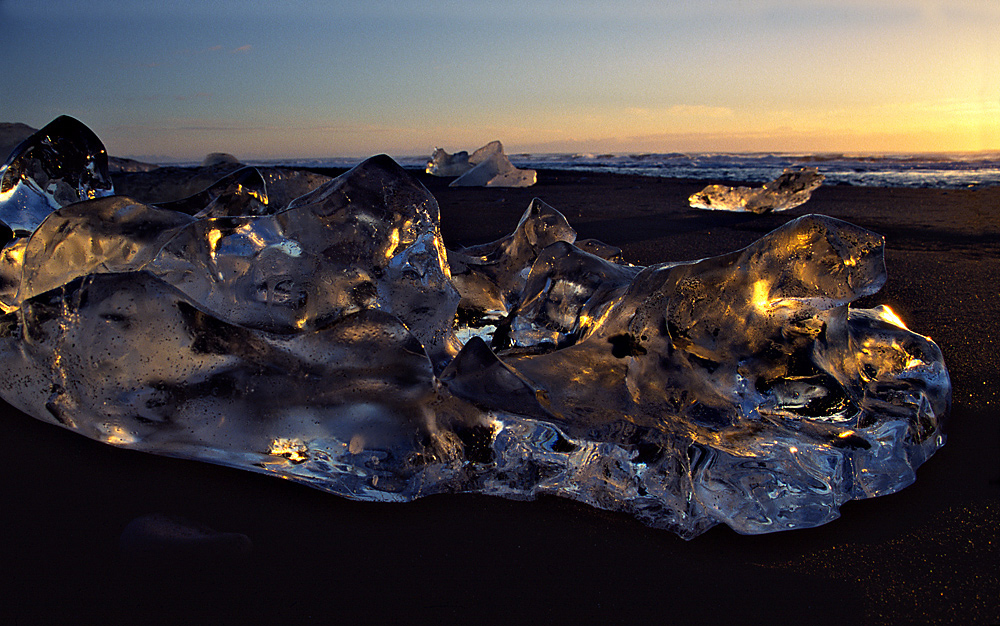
[245,152,1000,189]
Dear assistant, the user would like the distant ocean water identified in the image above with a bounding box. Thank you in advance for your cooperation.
[241,152,1000,190]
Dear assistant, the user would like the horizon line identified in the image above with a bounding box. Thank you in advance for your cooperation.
[124,147,1000,165]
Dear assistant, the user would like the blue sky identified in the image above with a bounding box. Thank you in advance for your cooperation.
[3,0,997,160]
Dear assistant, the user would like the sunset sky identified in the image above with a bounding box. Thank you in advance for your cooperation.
[4,0,998,161]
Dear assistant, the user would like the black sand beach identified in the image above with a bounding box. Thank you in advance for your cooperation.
[1,170,997,625]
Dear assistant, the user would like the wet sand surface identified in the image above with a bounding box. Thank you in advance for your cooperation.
[1,169,997,625]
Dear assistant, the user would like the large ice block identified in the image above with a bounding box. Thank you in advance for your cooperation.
[0,117,949,538]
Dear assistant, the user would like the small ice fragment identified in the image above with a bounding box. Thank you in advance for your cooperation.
[426,140,535,187]
[425,140,505,177]
[426,148,472,177]
[689,167,825,213]
[450,148,536,187]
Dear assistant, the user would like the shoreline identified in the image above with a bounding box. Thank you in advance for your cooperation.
[2,167,998,624]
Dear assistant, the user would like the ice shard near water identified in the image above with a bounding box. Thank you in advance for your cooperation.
[450,150,537,187]
[426,140,505,178]
[0,118,949,538]
[689,167,826,213]
[426,141,536,187]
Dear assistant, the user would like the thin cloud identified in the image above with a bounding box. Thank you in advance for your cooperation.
[233,45,252,53]
[173,92,213,102]
[176,125,257,132]
[626,105,737,120]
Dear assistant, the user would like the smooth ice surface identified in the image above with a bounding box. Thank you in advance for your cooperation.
[0,118,949,538]
[689,167,825,213]
[467,140,503,166]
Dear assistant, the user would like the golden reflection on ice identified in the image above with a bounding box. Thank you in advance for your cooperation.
[268,437,309,463]
[207,227,223,259]
[876,305,909,329]
[235,222,267,249]
[385,227,400,260]
[2,238,26,267]
[102,423,137,445]
[240,183,268,206]
[751,279,771,311]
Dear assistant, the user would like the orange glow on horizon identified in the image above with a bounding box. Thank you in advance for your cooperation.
[108,97,999,161]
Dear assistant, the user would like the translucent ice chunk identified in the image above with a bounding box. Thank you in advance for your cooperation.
[0,124,950,538]
[484,215,947,535]
[152,167,270,217]
[425,148,472,177]
[448,198,576,322]
[425,140,504,178]
[10,197,195,308]
[6,155,461,368]
[689,167,825,213]
[0,271,475,502]
[0,116,114,233]
[506,240,641,350]
[450,150,537,187]
[468,140,504,164]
